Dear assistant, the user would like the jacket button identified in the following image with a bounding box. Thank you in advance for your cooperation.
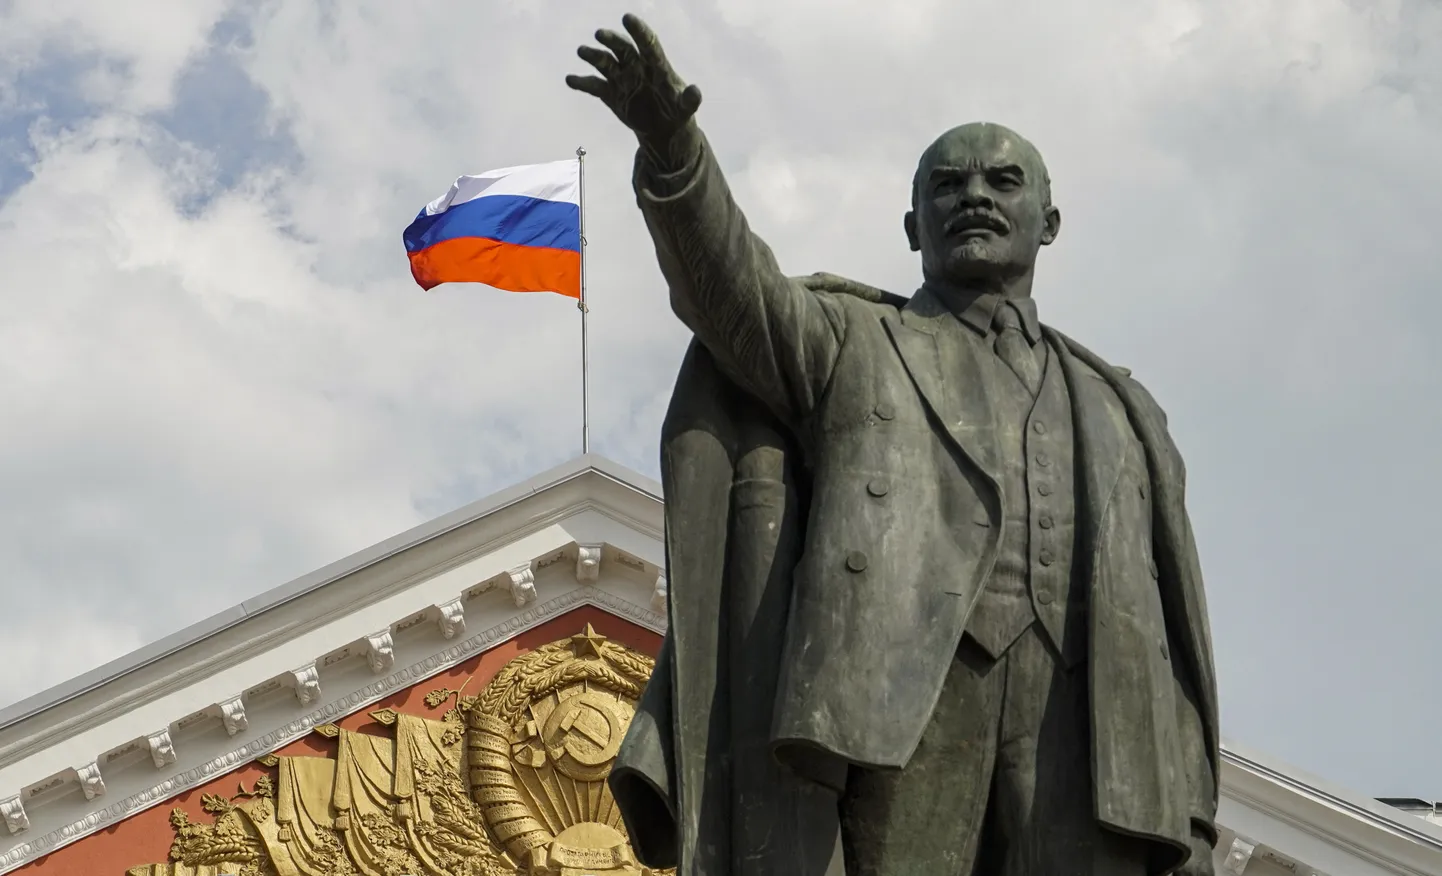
[1036,589,1054,605]
[867,478,890,497]
[846,551,869,573]
[874,402,895,421]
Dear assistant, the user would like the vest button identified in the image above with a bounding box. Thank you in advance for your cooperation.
[1039,515,1054,529]
[1139,483,1148,500]
[846,551,869,573]
[1160,642,1170,660]
[1037,589,1054,605]
[1037,484,1053,497]
[1033,421,1047,434]
[1035,452,1050,467]
[874,402,895,421]
[1039,550,1054,566]
[1148,559,1159,579]
[867,478,890,497]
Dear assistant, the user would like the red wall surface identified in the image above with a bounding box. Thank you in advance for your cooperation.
[22,606,662,875]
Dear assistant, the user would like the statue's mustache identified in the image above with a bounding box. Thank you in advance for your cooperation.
[945,209,1008,235]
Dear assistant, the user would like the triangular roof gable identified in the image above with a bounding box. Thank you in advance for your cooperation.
[0,454,666,872]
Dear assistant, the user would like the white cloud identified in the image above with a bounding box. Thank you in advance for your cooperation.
[0,0,230,111]
[2,0,1441,798]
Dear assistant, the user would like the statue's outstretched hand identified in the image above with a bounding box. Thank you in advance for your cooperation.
[566,14,702,144]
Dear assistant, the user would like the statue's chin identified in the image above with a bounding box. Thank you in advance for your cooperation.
[945,244,1007,278]
[938,239,1038,284]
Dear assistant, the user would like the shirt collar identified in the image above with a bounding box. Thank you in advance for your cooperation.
[924,283,1042,344]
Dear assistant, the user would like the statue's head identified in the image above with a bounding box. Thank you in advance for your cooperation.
[905,122,1061,286]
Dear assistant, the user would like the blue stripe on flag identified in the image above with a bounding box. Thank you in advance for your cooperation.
[403,194,580,254]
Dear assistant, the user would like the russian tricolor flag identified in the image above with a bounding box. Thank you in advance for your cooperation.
[403,160,581,298]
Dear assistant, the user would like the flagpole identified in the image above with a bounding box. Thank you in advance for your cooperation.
[576,146,590,456]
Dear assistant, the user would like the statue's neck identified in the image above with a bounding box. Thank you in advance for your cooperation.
[921,271,1035,305]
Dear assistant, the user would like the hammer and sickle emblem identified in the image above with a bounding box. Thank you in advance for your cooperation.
[540,691,626,782]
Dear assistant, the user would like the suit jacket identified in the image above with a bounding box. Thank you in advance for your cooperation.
[609,130,1219,876]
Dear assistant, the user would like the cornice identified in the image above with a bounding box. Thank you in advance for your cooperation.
[1220,746,1442,876]
[0,473,661,769]
[0,457,661,737]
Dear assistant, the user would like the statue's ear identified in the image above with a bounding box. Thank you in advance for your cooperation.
[1041,205,1061,246]
[904,211,920,252]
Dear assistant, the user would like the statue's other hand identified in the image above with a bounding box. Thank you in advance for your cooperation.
[793,272,909,308]
[794,272,888,301]
[566,14,702,143]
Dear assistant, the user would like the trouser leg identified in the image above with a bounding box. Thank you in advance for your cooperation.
[982,627,1149,876]
[838,637,1001,876]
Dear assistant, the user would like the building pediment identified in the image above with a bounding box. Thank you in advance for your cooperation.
[0,455,666,872]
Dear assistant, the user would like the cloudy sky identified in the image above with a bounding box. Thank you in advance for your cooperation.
[1,0,1439,798]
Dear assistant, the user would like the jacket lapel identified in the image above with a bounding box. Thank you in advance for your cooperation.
[883,289,1001,488]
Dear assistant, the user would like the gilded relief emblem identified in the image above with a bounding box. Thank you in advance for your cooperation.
[465,625,654,874]
[127,624,664,876]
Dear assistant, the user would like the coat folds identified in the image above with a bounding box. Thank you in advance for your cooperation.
[609,299,1219,875]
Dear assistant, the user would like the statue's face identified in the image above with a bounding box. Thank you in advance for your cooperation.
[906,124,1060,284]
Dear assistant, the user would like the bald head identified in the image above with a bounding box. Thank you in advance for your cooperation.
[904,122,1061,290]
[911,123,1052,210]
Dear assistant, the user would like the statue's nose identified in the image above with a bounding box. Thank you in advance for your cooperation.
[960,176,993,206]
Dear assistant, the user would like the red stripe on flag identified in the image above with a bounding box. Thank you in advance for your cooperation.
[407,236,580,298]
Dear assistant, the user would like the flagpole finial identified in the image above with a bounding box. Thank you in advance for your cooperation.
[576,146,586,158]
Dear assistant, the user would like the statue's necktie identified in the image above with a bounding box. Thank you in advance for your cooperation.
[993,301,1042,397]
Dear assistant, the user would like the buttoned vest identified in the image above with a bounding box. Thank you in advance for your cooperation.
[964,340,1087,666]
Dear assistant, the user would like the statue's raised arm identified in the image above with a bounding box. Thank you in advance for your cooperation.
[567,15,844,429]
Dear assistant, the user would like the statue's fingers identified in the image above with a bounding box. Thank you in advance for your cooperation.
[794,272,889,301]
[577,45,620,79]
[621,13,668,66]
[564,74,611,99]
[595,29,638,64]
[794,272,842,292]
